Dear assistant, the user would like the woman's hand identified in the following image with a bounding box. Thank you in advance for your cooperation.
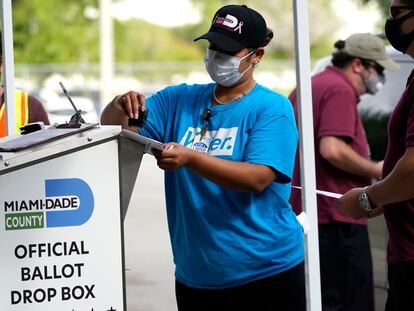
[155,143,193,171]
[113,91,147,119]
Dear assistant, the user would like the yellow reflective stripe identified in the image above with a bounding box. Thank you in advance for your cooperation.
[0,90,29,135]
[0,103,4,120]
[21,91,29,125]
[14,90,28,133]
[15,90,23,132]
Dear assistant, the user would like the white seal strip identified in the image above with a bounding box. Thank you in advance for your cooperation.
[291,186,342,199]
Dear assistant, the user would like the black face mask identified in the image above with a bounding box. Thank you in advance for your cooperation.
[385,10,414,54]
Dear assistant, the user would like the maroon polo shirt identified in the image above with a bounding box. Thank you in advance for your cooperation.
[382,69,414,263]
[289,66,371,225]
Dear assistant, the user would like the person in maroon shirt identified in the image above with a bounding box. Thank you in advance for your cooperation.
[338,2,414,310]
[290,33,399,311]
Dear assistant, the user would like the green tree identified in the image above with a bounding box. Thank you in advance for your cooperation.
[9,0,387,64]
[11,0,203,63]
[12,0,99,63]
[114,19,202,61]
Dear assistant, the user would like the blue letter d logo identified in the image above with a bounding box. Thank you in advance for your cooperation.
[45,178,94,228]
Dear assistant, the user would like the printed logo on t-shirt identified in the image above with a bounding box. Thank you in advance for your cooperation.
[179,127,238,156]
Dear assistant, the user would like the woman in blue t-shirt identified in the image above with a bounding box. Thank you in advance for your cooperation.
[101,4,305,311]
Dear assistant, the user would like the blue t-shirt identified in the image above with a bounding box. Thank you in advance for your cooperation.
[140,83,304,289]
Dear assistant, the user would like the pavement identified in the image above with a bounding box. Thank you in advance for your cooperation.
[124,155,177,311]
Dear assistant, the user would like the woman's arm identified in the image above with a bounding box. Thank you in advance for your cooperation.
[100,92,146,133]
[157,143,277,193]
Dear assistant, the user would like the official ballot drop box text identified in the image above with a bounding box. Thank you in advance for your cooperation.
[0,125,150,311]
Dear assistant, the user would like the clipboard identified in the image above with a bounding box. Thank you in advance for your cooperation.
[0,123,99,152]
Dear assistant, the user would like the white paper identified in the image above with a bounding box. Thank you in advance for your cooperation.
[292,186,342,199]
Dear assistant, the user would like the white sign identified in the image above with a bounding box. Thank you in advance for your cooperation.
[0,140,124,310]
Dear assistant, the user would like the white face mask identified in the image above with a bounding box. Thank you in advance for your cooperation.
[204,48,254,87]
[363,73,385,95]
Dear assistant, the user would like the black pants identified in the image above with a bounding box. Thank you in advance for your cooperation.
[385,261,414,311]
[319,222,374,311]
[175,261,306,311]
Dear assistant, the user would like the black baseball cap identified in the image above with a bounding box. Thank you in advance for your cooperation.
[194,4,267,53]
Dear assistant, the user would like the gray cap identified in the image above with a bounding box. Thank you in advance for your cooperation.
[340,33,400,71]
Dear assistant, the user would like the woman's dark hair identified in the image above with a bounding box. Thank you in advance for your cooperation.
[246,28,273,61]
[331,40,355,68]
[262,28,274,47]
[401,0,414,4]
[230,28,273,56]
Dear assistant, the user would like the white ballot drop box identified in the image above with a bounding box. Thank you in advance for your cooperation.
[0,125,160,311]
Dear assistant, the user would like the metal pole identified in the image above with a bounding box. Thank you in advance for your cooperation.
[1,0,16,136]
[99,0,114,113]
[293,1,322,310]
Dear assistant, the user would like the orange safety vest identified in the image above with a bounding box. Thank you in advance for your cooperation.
[0,89,29,137]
